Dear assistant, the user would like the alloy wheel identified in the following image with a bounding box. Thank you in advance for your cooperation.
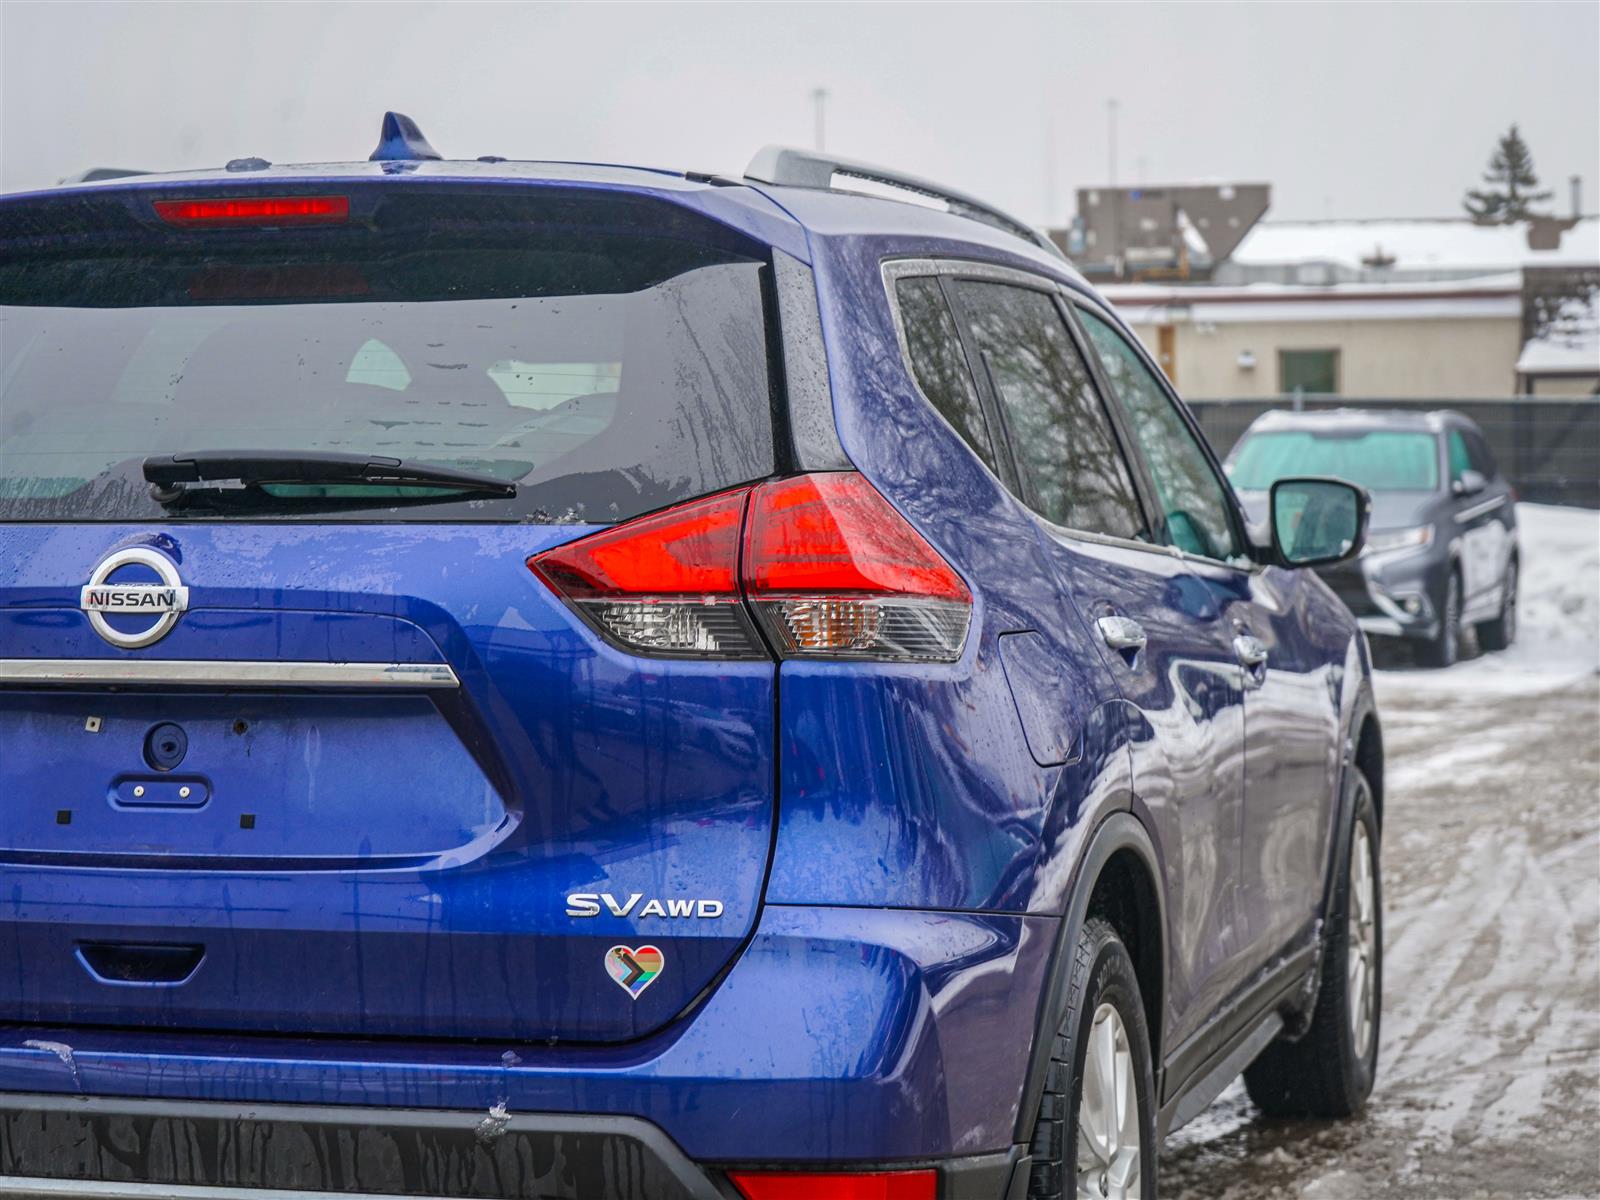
[1442,575,1460,663]
[1502,562,1517,642]
[1347,810,1378,1060]
[1077,1002,1142,1199]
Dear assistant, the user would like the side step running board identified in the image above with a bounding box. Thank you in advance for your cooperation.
[1160,1010,1284,1137]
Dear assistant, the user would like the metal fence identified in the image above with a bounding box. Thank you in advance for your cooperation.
[1186,396,1600,509]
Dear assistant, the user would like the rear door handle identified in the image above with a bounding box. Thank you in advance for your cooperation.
[1233,635,1269,668]
[1097,615,1147,653]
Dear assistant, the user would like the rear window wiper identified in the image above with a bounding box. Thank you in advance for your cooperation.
[143,450,518,504]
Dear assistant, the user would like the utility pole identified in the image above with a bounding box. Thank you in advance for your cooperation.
[811,88,830,152]
[1107,98,1122,278]
[1107,98,1119,187]
[1043,105,1057,227]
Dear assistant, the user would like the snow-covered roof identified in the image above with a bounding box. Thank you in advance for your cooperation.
[1101,273,1522,325]
[1232,216,1600,273]
[1517,286,1600,377]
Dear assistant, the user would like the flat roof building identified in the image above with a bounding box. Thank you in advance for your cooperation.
[1096,216,1599,398]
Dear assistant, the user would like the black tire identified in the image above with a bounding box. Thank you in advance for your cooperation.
[1477,556,1518,651]
[1417,568,1461,668]
[1244,766,1381,1118]
[1028,918,1157,1200]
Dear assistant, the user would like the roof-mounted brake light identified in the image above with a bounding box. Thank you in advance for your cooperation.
[154,196,349,227]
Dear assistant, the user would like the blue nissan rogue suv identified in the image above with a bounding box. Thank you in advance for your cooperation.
[0,115,1384,1200]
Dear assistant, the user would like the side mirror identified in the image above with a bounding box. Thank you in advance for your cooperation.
[1269,477,1370,568]
[1453,469,1487,498]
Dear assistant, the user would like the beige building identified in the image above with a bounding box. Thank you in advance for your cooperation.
[1101,278,1525,398]
[1094,215,1599,399]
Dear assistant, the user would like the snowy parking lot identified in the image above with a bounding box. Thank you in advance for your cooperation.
[1165,504,1600,1199]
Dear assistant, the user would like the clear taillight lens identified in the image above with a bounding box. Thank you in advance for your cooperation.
[528,472,971,663]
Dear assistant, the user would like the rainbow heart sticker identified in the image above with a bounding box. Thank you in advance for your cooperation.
[605,944,664,999]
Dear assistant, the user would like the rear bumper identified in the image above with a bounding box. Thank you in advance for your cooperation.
[0,1093,1020,1199]
[0,906,1053,1195]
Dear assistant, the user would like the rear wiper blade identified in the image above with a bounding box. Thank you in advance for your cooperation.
[143,450,518,502]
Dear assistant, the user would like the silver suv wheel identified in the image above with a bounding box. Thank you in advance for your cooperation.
[1348,820,1377,1059]
[1076,1002,1143,1199]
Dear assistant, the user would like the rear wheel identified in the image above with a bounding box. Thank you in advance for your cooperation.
[1418,569,1461,668]
[1028,919,1156,1200]
[1243,766,1381,1117]
[1477,557,1518,651]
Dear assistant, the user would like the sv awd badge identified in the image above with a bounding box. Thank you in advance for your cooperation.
[566,892,724,919]
[80,547,189,649]
[605,945,663,999]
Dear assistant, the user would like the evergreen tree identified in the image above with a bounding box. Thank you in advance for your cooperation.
[1464,124,1554,223]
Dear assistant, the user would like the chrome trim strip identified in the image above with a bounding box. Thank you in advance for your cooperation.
[1356,616,1406,637]
[0,659,460,689]
[1454,494,1506,523]
[881,255,1068,294]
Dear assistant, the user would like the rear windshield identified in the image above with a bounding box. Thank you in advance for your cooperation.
[1227,429,1440,493]
[0,191,777,522]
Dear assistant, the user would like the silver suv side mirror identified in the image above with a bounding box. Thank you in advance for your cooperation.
[1269,477,1370,568]
[1452,469,1487,498]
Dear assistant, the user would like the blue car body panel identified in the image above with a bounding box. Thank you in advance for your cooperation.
[0,523,776,1042]
[0,145,1377,1191]
[0,906,1055,1162]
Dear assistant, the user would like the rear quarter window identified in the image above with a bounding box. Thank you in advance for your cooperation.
[892,275,1000,476]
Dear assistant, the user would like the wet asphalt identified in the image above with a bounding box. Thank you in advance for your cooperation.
[1162,659,1600,1199]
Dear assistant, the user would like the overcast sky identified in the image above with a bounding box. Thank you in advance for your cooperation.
[2,1,1596,226]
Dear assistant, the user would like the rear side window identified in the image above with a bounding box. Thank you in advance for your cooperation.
[951,280,1145,540]
[1450,427,1499,481]
[893,276,1000,476]
[1077,308,1240,561]
[1447,430,1473,483]
[1465,430,1498,477]
[0,192,776,523]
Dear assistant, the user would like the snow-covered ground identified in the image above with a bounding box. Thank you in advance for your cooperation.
[1376,501,1600,695]
[1164,503,1600,1200]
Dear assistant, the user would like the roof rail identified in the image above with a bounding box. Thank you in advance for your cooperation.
[58,168,150,185]
[744,145,1065,261]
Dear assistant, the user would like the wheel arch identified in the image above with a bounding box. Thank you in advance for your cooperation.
[1354,705,1384,832]
[1012,810,1168,1144]
[1323,684,1382,931]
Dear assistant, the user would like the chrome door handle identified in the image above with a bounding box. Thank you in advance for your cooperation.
[1234,635,1269,668]
[1097,615,1148,652]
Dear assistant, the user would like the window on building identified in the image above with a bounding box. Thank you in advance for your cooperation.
[1279,349,1340,395]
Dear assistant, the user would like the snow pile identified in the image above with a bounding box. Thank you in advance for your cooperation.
[1378,502,1600,690]
[1232,216,1600,273]
[1516,285,1600,375]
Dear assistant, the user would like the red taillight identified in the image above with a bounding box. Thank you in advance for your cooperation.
[528,487,764,659]
[743,473,971,661]
[744,473,970,601]
[528,472,971,662]
[728,1170,936,1200]
[154,195,350,227]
